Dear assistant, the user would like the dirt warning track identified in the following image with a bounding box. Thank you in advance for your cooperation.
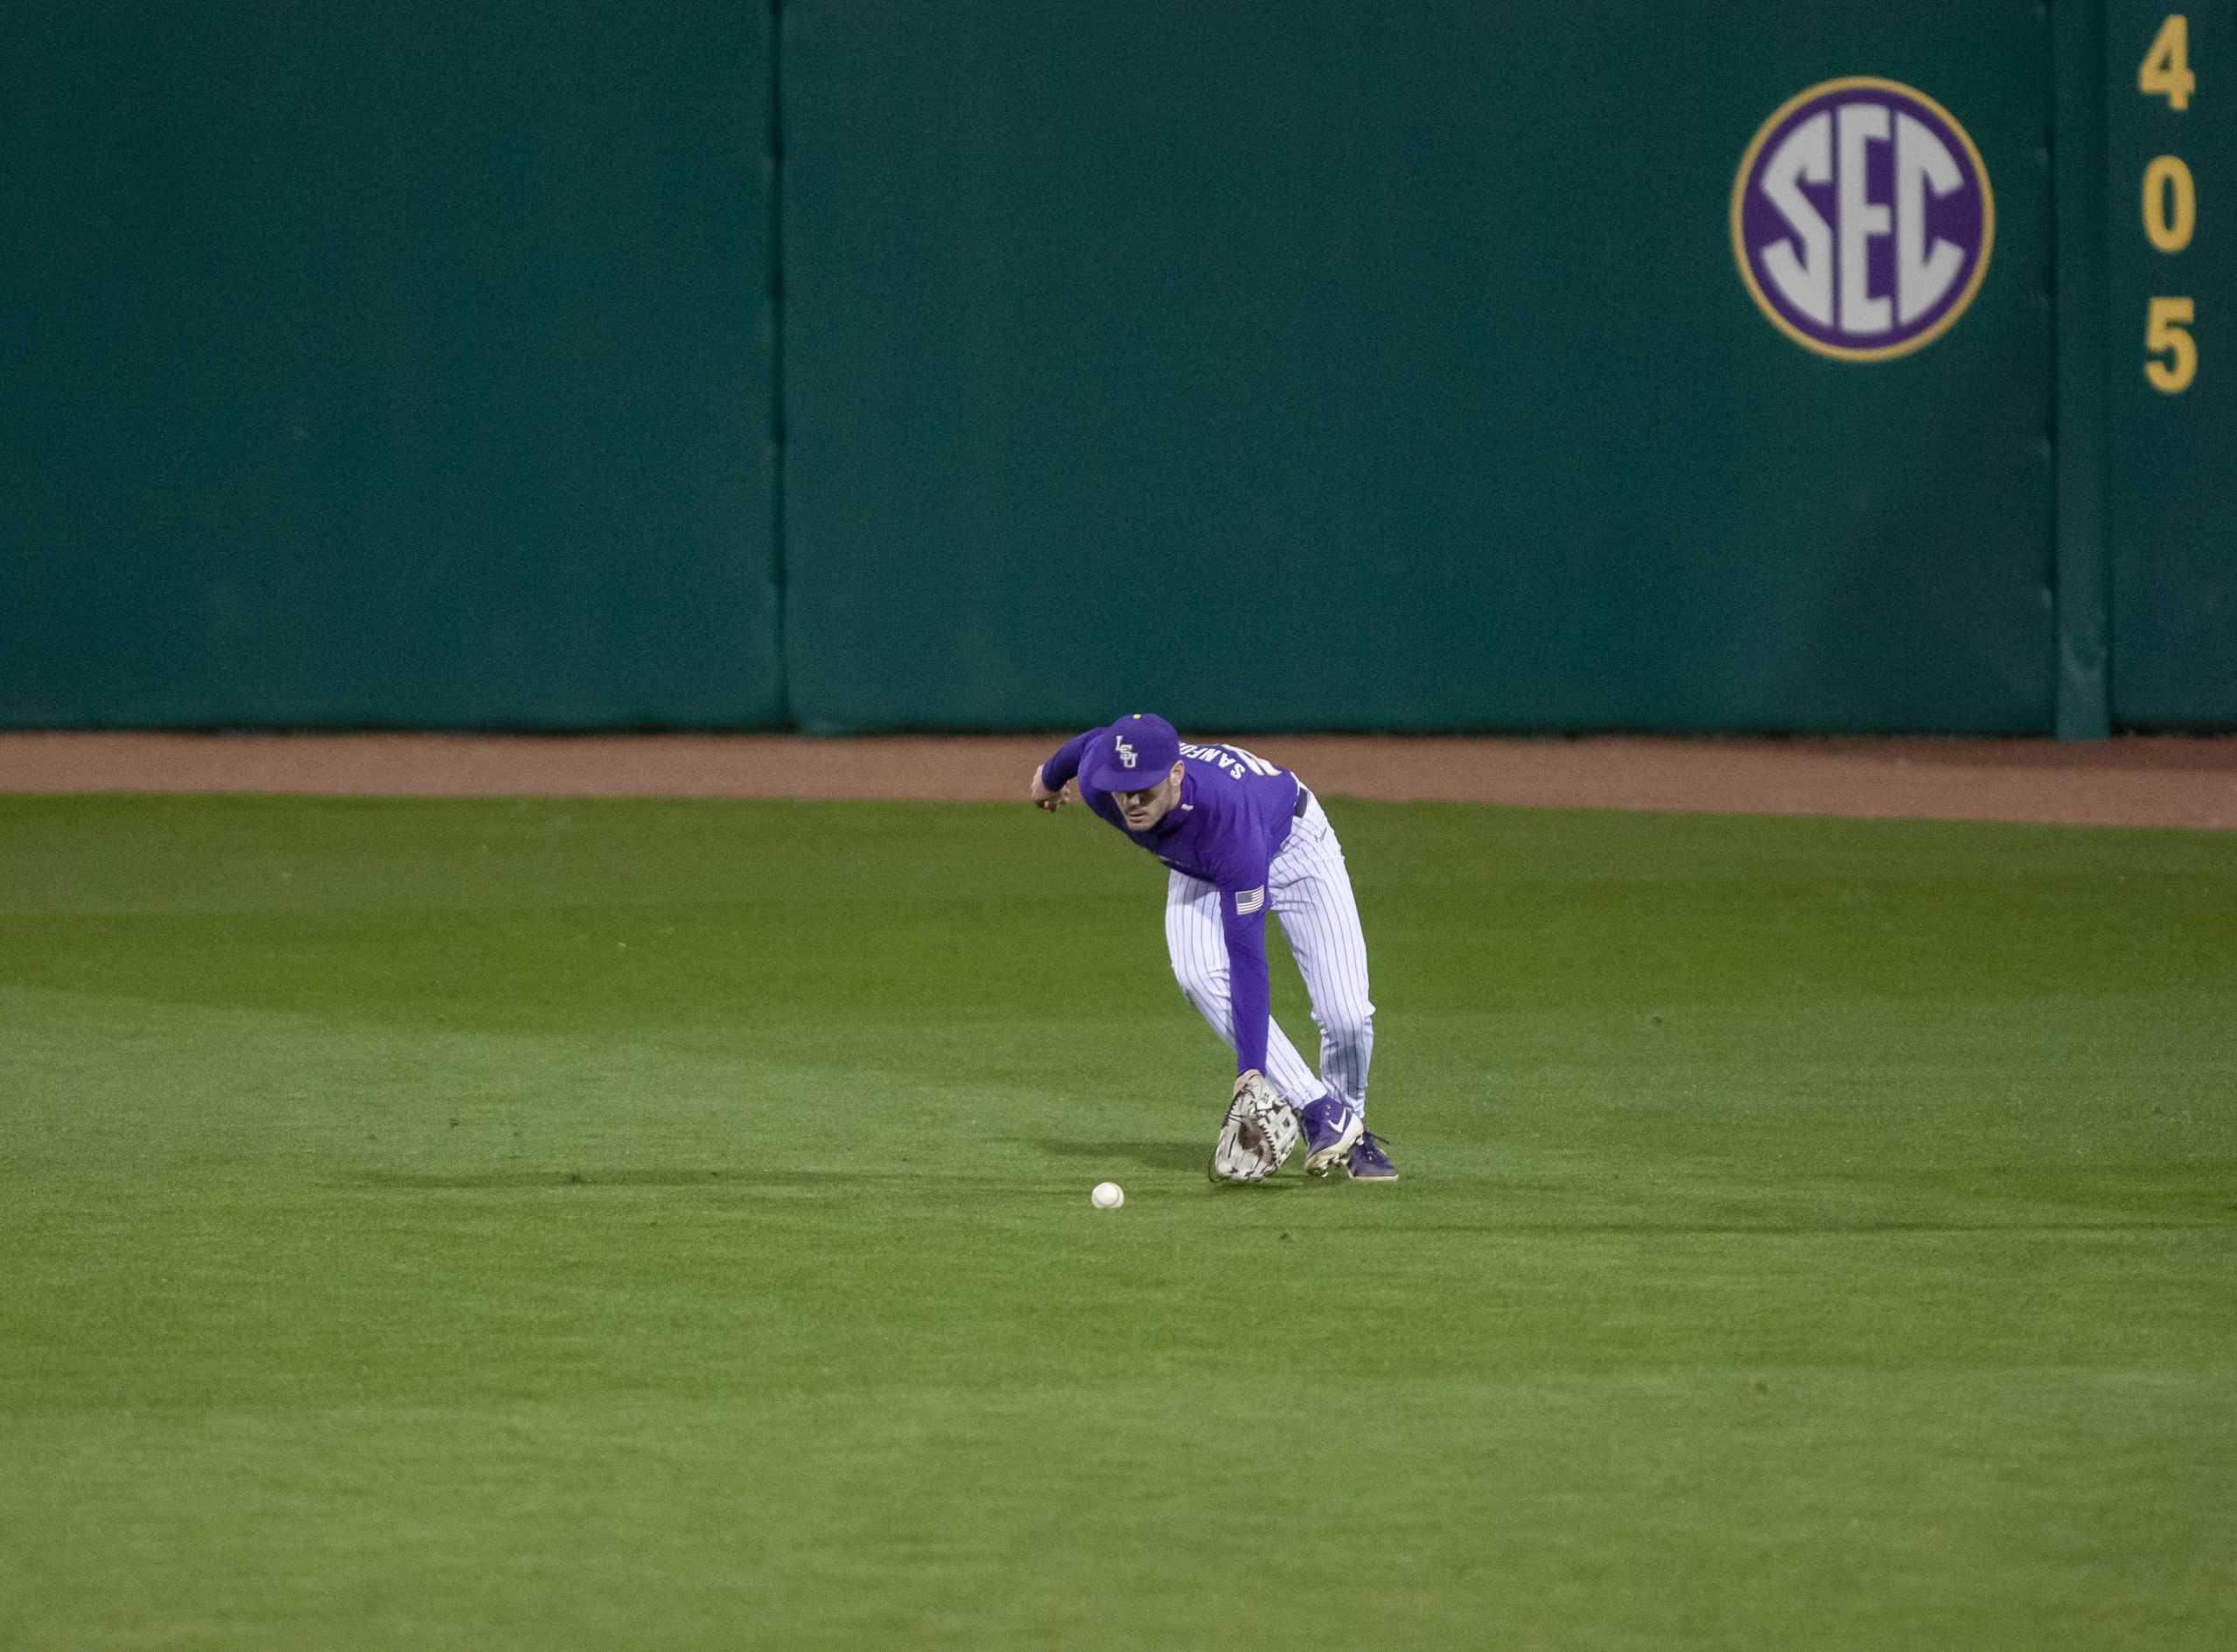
[3,732,2232,830]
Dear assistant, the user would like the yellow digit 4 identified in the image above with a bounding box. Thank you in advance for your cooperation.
[2145,297,2197,393]
[2140,14,2196,110]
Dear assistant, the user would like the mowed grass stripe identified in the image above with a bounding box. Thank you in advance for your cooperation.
[2,795,2232,1651]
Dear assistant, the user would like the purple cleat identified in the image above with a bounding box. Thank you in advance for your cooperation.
[1298,1095,1364,1178]
[1346,1131,1398,1181]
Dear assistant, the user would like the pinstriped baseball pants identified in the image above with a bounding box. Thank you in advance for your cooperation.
[1163,791,1375,1116]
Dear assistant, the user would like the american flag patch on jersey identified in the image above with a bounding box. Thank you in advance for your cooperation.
[1235,886,1265,916]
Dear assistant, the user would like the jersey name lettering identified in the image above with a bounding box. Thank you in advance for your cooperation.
[1179,742,1280,781]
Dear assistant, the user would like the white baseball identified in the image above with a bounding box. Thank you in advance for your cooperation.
[1090,1180,1125,1210]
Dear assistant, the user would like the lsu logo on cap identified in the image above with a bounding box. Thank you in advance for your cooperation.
[1732,78,1993,361]
[1115,736,1138,769]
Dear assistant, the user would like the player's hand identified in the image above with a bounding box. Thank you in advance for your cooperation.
[1232,1068,1264,1099]
[1029,765,1070,812]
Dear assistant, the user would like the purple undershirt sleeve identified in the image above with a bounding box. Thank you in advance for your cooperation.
[1219,886,1273,1077]
[1038,728,1100,792]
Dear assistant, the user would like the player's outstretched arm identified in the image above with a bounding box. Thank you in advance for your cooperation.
[1218,885,1276,1080]
[1029,764,1072,812]
[1031,729,1101,812]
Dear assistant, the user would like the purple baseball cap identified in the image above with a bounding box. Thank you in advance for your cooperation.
[1081,712,1181,794]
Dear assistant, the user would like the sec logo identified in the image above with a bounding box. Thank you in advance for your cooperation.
[1732,78,1994,361]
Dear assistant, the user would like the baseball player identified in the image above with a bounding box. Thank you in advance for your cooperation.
[1030,713,1394,1182]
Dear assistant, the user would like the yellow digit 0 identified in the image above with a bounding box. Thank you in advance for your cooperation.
[2139,15,2196,110]
[2143,155,2198,252]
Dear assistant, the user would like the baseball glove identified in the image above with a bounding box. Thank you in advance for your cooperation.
[1208,1071,1301,1184]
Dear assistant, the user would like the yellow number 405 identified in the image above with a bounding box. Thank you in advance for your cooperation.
[2141,15,2196,110]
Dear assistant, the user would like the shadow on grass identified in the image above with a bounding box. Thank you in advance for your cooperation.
[348,1166,1127,1199]
[1028,1137,1206,1173]
[352,1168,883,1191]
[1027,1137,1311,1192]
[344,1172,2231,1225]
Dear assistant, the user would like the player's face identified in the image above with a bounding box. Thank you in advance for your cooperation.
[1115,763,1185,830]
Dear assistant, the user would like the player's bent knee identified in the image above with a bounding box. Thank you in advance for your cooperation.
[1321,1007,1374,1053]
[1173,971,1229,1017]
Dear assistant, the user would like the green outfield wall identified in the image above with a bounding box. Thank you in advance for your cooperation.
[785,1,2054,733]
[2,3,2230,734]
[1,2,782,729]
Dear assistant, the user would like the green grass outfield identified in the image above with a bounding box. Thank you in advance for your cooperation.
[3,792,2233,1651]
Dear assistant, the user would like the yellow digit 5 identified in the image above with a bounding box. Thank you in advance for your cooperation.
[2140,15,2196,110]
[2145,297,2197,393]
[2143,155,2198,252]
